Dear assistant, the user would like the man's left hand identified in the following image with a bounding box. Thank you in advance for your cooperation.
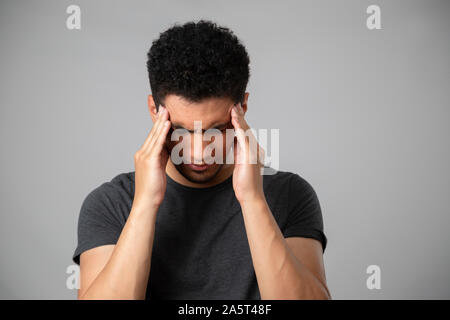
[231,103,266,204]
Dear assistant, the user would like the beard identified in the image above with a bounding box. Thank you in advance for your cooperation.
[166,134,234,184]
[173,162,223,184]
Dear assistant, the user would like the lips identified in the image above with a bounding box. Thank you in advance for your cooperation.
[187,163,211,171]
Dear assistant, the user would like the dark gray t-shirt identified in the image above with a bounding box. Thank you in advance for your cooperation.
[72,170,327,299]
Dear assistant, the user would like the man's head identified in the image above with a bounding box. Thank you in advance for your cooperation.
[146,20,250,183]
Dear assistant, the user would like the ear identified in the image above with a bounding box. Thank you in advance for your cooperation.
[148,95,158,123]
[241,92,249,114]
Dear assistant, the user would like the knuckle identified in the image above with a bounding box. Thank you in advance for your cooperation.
[135,149,149,161]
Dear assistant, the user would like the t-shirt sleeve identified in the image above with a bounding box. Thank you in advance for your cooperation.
[72,183,124,265]
[283,174,328,253]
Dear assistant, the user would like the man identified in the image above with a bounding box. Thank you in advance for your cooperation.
[72,19,330,300]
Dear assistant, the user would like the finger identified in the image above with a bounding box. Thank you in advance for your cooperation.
[257,145,266,166]
[148,105,168,146]
[233,134,246,165]
[143,106,169,151]
[233,104,255,139]
[150,119,171,156]
[231,105,242,129]
[234,103,250,130]
[231,107,248,161]
[140,105,163,150]
[232,105,262,165]
[232,112,245,145]
[234,127,249,165]
[233,136,240,164]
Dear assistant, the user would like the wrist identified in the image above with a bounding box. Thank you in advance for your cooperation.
[131,198,161,216]
[238,193,267,208]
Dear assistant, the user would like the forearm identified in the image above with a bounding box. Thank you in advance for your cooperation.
[240,197,330,300]
[79,203,158,300]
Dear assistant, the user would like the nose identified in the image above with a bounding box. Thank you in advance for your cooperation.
[189,132,221,164]
[191,132,206,164]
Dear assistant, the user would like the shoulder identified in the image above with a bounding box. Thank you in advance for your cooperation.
[74,172,134,264]
[86,171,133,197]
[263,169,314,194]
[80,171,135,218]
[269,171,326,251]
[262,169,320,217]
[109,171,135,196]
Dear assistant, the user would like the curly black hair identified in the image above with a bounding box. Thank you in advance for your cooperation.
[146,19,250,110]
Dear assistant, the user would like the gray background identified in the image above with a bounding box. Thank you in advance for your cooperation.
[1,0,449,299]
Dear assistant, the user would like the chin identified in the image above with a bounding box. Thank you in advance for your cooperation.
[178,163,222,183]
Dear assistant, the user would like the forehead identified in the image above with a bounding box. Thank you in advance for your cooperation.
[164,95,234,129]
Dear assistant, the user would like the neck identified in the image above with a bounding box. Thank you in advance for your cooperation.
[165,160,234,188]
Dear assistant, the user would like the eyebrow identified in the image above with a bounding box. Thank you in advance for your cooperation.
[171,121,231,133]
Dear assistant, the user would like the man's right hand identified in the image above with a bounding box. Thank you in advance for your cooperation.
[78,105,171,300]
[133,105,171,209]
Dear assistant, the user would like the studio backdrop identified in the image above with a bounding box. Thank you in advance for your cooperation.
[0,0,449,299]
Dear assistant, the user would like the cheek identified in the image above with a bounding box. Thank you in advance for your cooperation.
[165,135,181,155]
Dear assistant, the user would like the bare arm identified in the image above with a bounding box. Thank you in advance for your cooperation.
[78,203,159,299]
[78,105,171,299]
[230,102,330,299]
[240,198,330,300]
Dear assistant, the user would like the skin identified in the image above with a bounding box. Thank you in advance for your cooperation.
[77,93,330,300]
